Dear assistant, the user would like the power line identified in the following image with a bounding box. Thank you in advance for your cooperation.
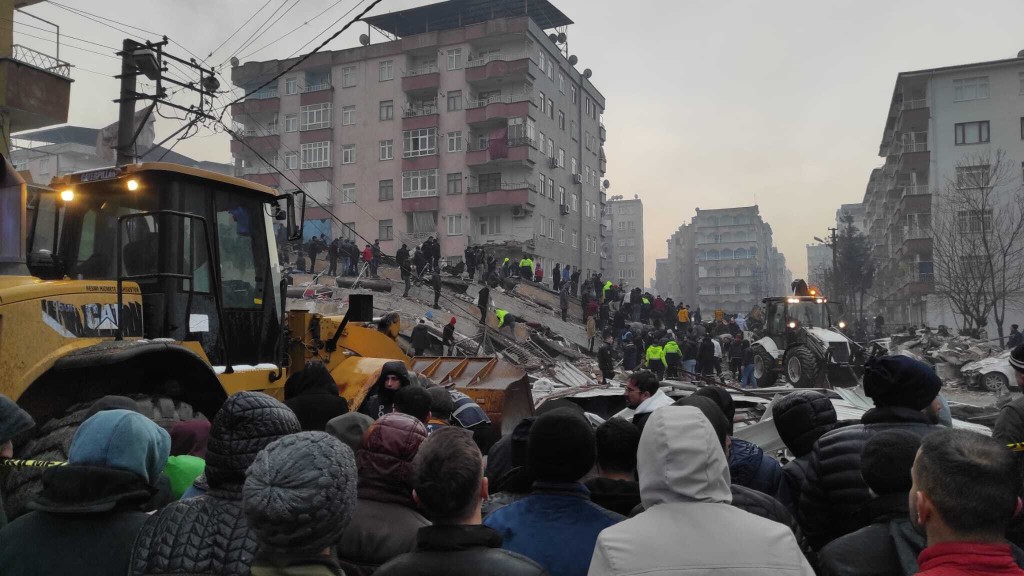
[235,0,348,62]
[205,0,274,62]
[283,0,368,60]
[223,0,301,67]
[3,25,119,60]
[2,15,119,50]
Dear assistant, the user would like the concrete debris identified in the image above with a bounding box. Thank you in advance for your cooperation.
[884,328,1007,390]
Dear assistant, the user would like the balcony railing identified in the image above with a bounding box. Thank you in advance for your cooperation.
[904,227,932,240]
[403,63,439,77]
[466,51,530,68]
[465,92,533,109]
[403,102,438,117]
[900,184,929,198]
[401,189,439,199]
[235,164,278,176]
[14,44,70,78]
[900,98,927,111]
[248,87,278,100]
[469,137,535,151]
[466,181,537,194]
[302,83,331,93]
[238,126,279,137]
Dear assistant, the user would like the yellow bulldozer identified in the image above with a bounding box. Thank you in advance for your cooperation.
[0,160,530,516]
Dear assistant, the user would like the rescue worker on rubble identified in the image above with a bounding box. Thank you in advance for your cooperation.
[621,332,639,371]
[397,243,412,297]
[663,337,682,379]
[598,335,617,384]
[519,256,533,280]
[478,287,490,325]
[495,309,517,333]
[644,340,667,381]
[431,269,442,309]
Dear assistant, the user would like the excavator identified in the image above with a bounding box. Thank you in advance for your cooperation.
[0,159,530,515]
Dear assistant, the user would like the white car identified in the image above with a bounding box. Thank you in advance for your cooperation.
[961,350,1018,393]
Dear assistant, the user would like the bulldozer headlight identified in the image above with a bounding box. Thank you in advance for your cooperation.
[838,321,847,329]
[126,178,139,191]
[787,298,800,304]
[60,189,74,202]
[788,321,797,329]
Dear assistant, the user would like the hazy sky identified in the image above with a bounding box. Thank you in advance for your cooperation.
[14,0,1024,284]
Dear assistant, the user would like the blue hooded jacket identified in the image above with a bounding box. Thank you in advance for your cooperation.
[729,437,782,497]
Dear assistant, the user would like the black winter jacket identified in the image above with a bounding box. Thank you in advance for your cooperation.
[411,324,431,352]
[817,493,921,576]
[584,477,640,517]
[597,344,616,375]
[0,466,154,576]
[772,390,840,513]
[375,525,547,576]
[798,406,938,549]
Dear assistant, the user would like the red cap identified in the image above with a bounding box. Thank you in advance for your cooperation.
[450,317,457,324]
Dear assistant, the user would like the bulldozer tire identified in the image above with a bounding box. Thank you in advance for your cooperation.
[3,395,205,521]
[752,345,779,388]
[785,345,820,388]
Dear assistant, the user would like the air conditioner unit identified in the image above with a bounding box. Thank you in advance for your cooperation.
[512,206,527,218]
[548,157,559,168]
[560,204,570,215]
[573,173,582,184]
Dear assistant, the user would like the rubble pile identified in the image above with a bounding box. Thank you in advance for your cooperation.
[885,329,1007,390]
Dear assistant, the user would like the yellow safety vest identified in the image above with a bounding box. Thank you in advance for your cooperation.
[664,341,681,355]
[495,309,508,327]
[646,345,665,364]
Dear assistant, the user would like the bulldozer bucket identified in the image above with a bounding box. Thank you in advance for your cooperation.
[826,364,862,389]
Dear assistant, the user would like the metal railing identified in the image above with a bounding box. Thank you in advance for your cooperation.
[903,227,932,240]
[239,126,278,137]
[465,92,533,109]
[900,184,929,198]
[900,98,927,111]
[13,45,70,78]
[403,63,439,77]
[403,102,438,117]
[466,181,537,194]
[303,83,331,93]
[248,87,278,100]
[466,51,530,68]
[235,164,278,176]
[467,137,535,152]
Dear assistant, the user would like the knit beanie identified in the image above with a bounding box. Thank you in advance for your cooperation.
[325,412,374,452]
[692,387,736,435]
[861,429,921,495]
[1011,344,1024,373]
[863,355,942,410]
[243,431,358,555]
[528,408,595,482]
[205,391,302,488]
[69,409,171,485]
[0,394,33,444]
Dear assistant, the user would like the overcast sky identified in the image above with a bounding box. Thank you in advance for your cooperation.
[14,0,1024,284]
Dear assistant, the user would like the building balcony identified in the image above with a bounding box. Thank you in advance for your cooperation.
[466,138,536,167]
[4,45,72,132]
[241,172,279,187]
[401,193,439,213]
[300,86,333,105]
[230,95,280,116]
[465,54,530,84]
[465,96,531,126]
[230,133,280,155]
[402,64,440,95]
[599,125,607,142]
[465,182,536,209]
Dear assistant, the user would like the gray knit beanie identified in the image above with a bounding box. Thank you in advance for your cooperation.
[243,431,358,554]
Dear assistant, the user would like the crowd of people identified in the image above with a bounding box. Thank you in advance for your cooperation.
[5,349,1024,575]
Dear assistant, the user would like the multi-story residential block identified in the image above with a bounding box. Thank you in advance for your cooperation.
[836,203,866,234]
[229,0,608,277]
[806,243,832,288]
[653,257,669,295]
[864,54,1024,326]
[661,206,789,314]
[605,195,644,287]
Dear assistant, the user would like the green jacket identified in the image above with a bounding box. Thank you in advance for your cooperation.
[495,309,509,327]
[664,340,681,355]
[645,345,665,366]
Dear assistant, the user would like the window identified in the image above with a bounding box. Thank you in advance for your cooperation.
[557,149,565,168]
[479,173,501,192]
[954,76,989,102]
[548,99,554,119]
[342,145,355,164]
[379,140,394,161]
[571,120,577,140]
[341,183,355,203]
[285,114,298,132]
[628,238,637,247]
[299,103,331,130]
[572,230,578,247]
[402,169,438,197]
[379,180,394,201]
[479,215,501,236]
[284,152,298,170]
[558,111,565,130]
[956,164,990,188]
[548,138,554,158]
[340,222,356,242]
[1020,72,1024,95]
[571,193,578,211]
[447,48,463,70]
[571,157,577,175]
[955,121,989,145]
[300,141,330,168]
[342,65,357,88]
[447,90,463,111]
[342,105,355,126]
[618,254,625,263]
[957,209,993,233]
[559,225,565,243]
[628,254,636,263]
[379,60,393,82]
[618,221,625,231]
[285,77,297,95]
[447,214,463,235]
[403,128,437,157]
[379,219,394,240]
[539,92,546,114]
[585,165,591,183]
[559,186,566,205]
[559,73,565,93]
[379,100,394,121]
[546,60,553,79]
[585,131,591,150]
[538,52,546,72]
[447,131,463,152]
[585,96,591,115]
[546,176,554,199]
[538,131,546,154]
[571,85,577,104]
[447,172,462,195]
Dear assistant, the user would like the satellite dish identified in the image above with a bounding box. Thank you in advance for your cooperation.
[557,32,567,43]
[1018,49,1024,58]
[603,179,610,189]
[359,34,370,46]
[568,55,578,65]
[634,194,639,200]
[583,68,592,79]
[229,56,239,68]
[549,33,558,42]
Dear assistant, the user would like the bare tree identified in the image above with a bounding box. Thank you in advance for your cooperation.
[934,149,1024,344]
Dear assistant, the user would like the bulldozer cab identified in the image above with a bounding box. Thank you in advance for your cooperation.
[763,296,835,348]
[28,163,300,368]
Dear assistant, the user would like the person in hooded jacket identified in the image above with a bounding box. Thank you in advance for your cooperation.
[625,371,673,433]
[560,283,571,322]
[0,410,170,576]
[697,334,716,376]
[621,333,639,372]
[772,390,841,514]
[284,360,350,432]
[588,405,814,576]
[411,319,431,356]
[131,392,302,576]
[442,317,457,355]
[336,413,431,572]
[360,361,413,419]
[798,355,943,550]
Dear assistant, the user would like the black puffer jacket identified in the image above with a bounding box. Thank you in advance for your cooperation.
[817,493,920,576]
[131,392,301,576]
[797,406,938,550]
[375,525,546,576]
[772,390,838,513]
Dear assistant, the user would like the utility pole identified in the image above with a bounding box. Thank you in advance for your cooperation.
[115,39,137,166]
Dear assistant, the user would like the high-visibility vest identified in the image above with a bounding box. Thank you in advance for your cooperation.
[646,344,665,365]
[495,309,509,327]
[664,340,681,355]
[642,297,650,306]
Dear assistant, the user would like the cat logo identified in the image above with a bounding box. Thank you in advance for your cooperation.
[41,300,143,338]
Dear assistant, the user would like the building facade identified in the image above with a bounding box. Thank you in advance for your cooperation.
[864,54,1024,327]
[229,0,608,277]
[836,203,866,234]
[653,257,668,295]
[661,206,790,314]
[806,243,832,288]
[604,195,643,287]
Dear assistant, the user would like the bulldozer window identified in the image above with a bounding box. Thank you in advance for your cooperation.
[786,301,828,328]
[67,194,158,281]
[215,192,263,309]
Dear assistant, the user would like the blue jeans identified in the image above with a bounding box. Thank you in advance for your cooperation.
[682,359,696,375]
[741,363,756,388]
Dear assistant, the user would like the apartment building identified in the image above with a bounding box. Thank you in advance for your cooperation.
[836,203,866,234]
[229,0,608,276]
[653,257,669,295]
[661,206,789,314]
[806,243,832,288]
[863,53,1024,326]
[604,195,644,287]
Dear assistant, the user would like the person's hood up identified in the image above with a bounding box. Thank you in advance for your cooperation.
[69,409,171,485]
[356,412,427,505]
[633,389,674,416]
[170,419,212,457]
[373,361,410,390]
[284,362,339,399]
[326,412,374,453]
[638,406,732,508]
[205,392,301,489]
[0,394,34,444]
[772,390,837,457]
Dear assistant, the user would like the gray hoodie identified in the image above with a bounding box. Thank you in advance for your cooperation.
[588,406,813,576]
